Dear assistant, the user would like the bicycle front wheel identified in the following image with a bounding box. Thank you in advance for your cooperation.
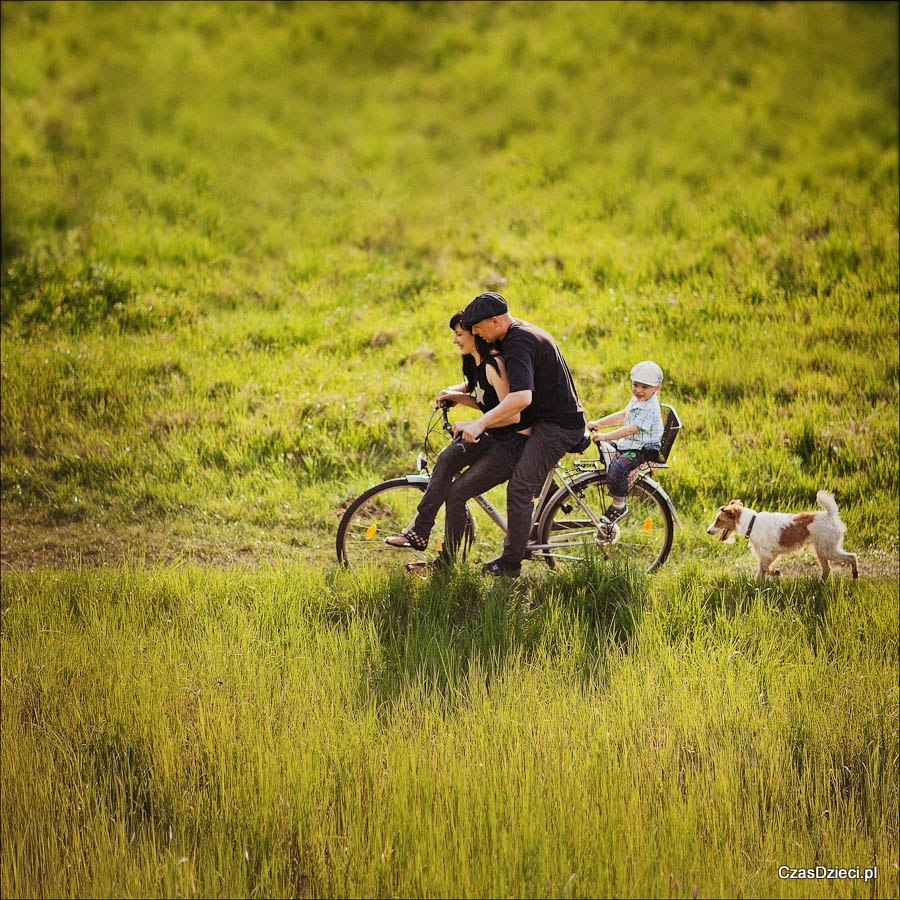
[336,478,475,570]
[537,472,674,573]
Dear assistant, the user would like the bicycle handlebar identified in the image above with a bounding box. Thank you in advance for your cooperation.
[436,401,454,434]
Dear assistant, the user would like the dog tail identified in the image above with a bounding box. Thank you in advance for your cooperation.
[816,490,840,518]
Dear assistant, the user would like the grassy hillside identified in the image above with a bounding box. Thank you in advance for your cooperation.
[1,0,897,570]
[2,5,898,897]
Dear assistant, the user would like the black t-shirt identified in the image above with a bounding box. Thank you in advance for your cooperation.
[465,356,528,436]
[497,319,585,430]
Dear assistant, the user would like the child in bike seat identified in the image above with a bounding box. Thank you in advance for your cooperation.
[586,360,664,525]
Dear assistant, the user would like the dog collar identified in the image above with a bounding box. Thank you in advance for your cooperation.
[744,514,757,538]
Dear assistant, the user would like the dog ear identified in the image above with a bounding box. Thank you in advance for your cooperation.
[728,499,744,509]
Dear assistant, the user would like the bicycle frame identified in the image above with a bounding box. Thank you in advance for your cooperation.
[406,449,608,562]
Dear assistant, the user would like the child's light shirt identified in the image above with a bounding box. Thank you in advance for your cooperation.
[617,395,664,450]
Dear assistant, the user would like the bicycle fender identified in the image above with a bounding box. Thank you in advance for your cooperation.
[403,474,431,485]
[640,476,683,530]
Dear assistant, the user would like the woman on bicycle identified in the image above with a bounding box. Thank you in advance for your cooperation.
[385,311,531,564]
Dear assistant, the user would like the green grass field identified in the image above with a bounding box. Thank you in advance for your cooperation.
[2,1,898,897]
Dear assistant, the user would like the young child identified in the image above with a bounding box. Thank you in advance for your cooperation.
[587,360,665,524]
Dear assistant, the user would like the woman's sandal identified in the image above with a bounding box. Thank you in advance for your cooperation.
[384,529,428,550]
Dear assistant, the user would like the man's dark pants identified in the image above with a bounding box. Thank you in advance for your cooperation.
[499,421,586,566]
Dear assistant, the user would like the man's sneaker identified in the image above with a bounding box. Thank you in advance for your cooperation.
[481,558,522,578]
[600,504,628,525]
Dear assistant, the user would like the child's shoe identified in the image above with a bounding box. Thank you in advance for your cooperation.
[600,504,628,525]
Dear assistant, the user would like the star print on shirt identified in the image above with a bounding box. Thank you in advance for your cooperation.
[473,384,485,407]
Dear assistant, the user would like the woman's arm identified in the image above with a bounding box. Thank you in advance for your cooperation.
[486,356,511,401]
[440,391,480,410]
[435,381,470,406]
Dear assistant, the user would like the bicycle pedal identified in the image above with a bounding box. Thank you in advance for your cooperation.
[597,522,621,544]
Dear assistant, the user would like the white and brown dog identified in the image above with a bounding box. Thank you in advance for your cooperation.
[707,490,858,579]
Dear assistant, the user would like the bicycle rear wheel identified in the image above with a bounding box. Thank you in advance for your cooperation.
[336,478,475,570]
[537,472,673,572]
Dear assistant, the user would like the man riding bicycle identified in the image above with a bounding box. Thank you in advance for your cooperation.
[455,292,586,577]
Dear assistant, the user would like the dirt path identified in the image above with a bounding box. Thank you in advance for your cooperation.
[3,520,897,579]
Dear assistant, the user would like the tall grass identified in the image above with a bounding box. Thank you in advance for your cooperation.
[2,560,897,897]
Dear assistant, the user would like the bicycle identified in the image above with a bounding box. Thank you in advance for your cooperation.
[336,403,683,574]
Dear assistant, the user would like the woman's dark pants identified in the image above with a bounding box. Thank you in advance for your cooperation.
[423,434,528,560]
[414,434,526,557]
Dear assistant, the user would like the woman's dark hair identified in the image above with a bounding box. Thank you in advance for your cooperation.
[450,309,499,391]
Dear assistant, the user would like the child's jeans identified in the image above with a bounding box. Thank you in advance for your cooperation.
[606,445,660,500]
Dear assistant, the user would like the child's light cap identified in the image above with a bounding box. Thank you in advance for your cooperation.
[630,360,664,386]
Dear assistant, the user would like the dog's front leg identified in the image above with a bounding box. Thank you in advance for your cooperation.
[756,554,777,579]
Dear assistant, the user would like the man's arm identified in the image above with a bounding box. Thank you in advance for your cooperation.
[455,390,532,442]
